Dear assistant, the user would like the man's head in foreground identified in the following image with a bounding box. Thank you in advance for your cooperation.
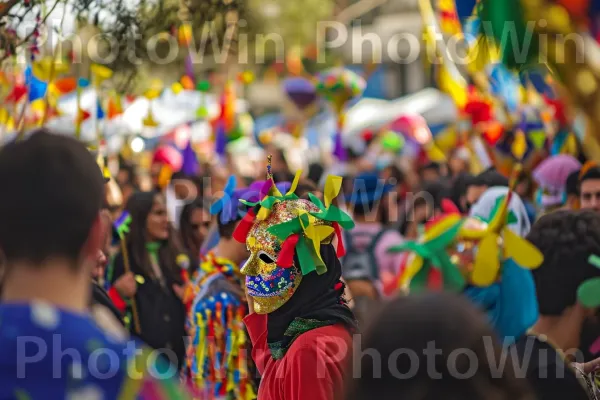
[579,167,600,212]
[0,130,105,310]
[527,210,600,353]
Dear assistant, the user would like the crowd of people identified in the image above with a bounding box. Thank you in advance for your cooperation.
[2,127,600,400]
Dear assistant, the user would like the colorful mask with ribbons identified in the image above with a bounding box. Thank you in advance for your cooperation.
[234,173,354,314]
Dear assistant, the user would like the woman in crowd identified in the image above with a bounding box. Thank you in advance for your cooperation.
[347,292,535,400]
[179,198,212,274]
[110,191,188,369]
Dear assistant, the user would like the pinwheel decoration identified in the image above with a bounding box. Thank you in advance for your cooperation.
[389,212,466,293]
[113,211,131,242]
[461,190,543,287]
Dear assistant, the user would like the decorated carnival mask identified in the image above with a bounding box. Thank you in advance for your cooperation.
[234,171,354,314]
[242,200,324,313]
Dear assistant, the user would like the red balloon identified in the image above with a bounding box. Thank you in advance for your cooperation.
[152,145,183,171]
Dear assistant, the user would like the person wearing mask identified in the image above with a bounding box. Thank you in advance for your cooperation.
[109,191,188,370]
[237,175,357,400]
[526,210,600,399]
[580,168,600,212]
[347,293,535,400]
[0,131,189,398]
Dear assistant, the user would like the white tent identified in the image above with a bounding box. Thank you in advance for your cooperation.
[343,88,458,136]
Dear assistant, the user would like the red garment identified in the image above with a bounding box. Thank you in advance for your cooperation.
[244,313,351,400]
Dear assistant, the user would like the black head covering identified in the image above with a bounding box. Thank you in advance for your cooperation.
[266,243,357,359]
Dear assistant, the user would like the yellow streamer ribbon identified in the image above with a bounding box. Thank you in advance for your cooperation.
[287,170,302,196]
[297,210,335,264]
[324,175,342,208]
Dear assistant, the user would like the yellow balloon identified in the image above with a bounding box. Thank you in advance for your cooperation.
[144,89,161,100]
[171,82,184,94]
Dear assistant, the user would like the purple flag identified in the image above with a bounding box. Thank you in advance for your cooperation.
[181,139,199,176]
[215,119,227,157]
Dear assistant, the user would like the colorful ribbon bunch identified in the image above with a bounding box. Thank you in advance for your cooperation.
[389,186,543,293]
[233,173,354,277]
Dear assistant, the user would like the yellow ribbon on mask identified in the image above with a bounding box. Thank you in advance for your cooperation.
[297,210,334,269]
[324,175,342,208]
[256,170,302,221]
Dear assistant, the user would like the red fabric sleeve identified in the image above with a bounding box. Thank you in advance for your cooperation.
[108,287,127,313]
[243,312,270,375]
[283,343,336,400]
[283,326,351,400]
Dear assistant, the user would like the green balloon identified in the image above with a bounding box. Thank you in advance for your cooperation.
[196,107,208,119]
[381,131,405,153]
[196,80,210,92]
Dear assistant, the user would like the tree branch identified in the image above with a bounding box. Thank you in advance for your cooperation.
[0,0,62,61]
[0,0,21,19]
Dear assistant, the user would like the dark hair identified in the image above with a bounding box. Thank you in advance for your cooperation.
[125,191,182,281]
[296,178,317,199]
[516,171,535,200]
[308,163,324,186]
[0,130,104,266]
[179,198,211,267]
[347,292,534,400]
[580,167,600,185]
[566,170,580,196]
[527,210,600,315]
[418,162,441,176]
[384,164,405,185]
[118,163,137,185]
[217,217,238,239]
[272,171,294,184]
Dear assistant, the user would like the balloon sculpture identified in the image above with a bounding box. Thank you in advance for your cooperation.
[283,77,318,139]
[315,68,366,161]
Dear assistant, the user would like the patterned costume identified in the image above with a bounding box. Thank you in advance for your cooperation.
[184,253,255,400]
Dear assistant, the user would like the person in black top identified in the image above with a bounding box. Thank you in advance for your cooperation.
[522,210,600,399]
[110,191,187,369]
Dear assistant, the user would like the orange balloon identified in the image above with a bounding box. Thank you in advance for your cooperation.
[180,75,194,90]
[53,77,77,94]
[482,121,503,145]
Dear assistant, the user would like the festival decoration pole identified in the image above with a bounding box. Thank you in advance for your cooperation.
[114,212,142,335]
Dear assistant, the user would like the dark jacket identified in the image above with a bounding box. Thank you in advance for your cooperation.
[90,281,124,325]
[111,249,187,369]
